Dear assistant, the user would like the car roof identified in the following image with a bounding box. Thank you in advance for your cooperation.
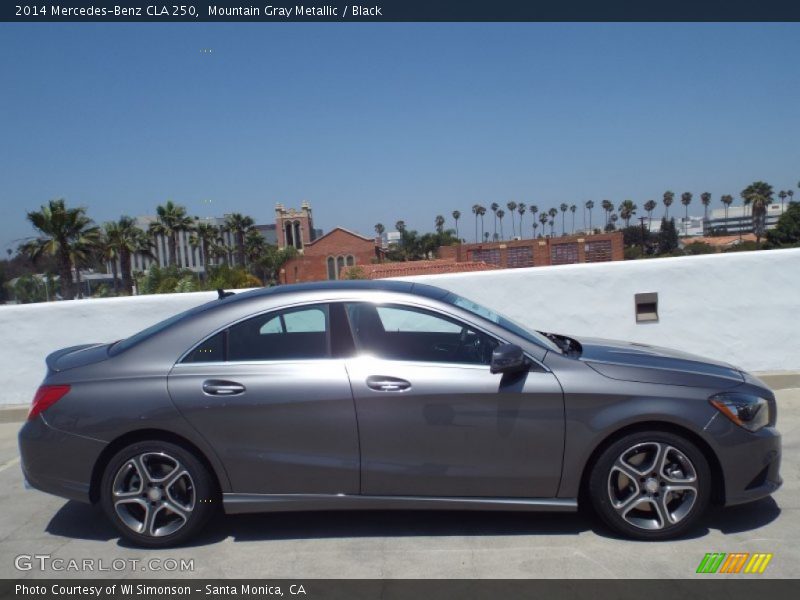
[217,279,450,305]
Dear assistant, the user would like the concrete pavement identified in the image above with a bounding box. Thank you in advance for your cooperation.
[0,388,796,579]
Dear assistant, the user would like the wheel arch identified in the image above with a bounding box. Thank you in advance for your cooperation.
[577,421,726,507]
[89,429,224,504]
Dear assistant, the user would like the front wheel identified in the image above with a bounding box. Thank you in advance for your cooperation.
[588,431,711,540]
[100,440,216,547]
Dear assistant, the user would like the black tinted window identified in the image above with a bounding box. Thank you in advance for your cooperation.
[228,305,329,361]
[346,303,498,365]
[183,331,226,363]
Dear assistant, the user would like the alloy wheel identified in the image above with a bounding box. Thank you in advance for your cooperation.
[607,442,698,531]
[111,452,196,538]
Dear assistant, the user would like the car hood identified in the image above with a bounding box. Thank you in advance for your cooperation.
[575,337,745,389]
[46,343,111,373]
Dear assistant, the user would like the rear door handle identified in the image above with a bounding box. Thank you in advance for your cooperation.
[366,376,411,392]
[202,380,246,396]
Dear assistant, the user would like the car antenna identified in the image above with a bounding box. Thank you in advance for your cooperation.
[217,289,235,299]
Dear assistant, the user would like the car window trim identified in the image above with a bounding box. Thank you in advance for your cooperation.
[175,301,333,366]
[342,300,548,372]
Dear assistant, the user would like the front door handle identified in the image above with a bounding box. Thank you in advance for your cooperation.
[366,376,411,392]
[202,380,246,396]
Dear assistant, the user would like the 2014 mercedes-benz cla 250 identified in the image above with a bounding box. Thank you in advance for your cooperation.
[19,281,781,547]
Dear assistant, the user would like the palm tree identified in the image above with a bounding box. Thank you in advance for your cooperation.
[778,190,787,212]
[190,222,219,274]
[529,205,539,237]
[451,210,461,240]
[585,200,594,232]
[244,228,267,273]
[109,216,150,294]
[395,220,406,233]
[720,194,733,229]
[149,200,194,267]
[24,199,101,300]
[434,214,445,234]
[741,181,774,243]
[788,189,795,207]
[102,221,123,292]
[490,203,499,240]
[374,222,385,237]
[610,213,619,230]
[601,200,613,228]
[478,205,487,241]
[559,203,568,235]
[539,212,548,237]
[506,201,517,238]
[548,207,558,236]
[700,192,712,221]
[517,203,526,239]
[618,200,637,228]
[471,204,481,243]
[663,191,675,220]
[569,204,576,234]
[643,200,657,230]
[225,213,255,267]
[680,192,693,235]
[496,209,505,240]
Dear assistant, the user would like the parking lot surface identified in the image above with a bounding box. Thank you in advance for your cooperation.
[1,389,797,579]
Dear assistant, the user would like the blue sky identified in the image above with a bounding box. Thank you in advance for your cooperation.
[1,23,798,250]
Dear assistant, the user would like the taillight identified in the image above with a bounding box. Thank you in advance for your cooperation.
[29,385,71,420]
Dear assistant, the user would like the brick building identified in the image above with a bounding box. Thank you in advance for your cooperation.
[280,227,384,284]
[341,259,500,280]
[438,231,623,268]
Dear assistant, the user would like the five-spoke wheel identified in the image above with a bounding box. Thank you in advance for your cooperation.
[101,441,216,547]
[590,431,710,540]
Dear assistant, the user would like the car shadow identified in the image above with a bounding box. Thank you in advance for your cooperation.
[44,497,781,547]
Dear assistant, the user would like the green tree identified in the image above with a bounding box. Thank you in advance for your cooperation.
[680,192,693,235]
[149,201,194,267]
[24,199,101,300]
[700,192,712,221]
[559,203,568,235]
[644,199,657,229]
[190,222,219,275]
[496,209,505,240]
[765,201,800,248]
[434,214,445,234]
[741,181,774,243]
[518,203,527,239]
[585,200,594,232]
[720,194,734,231]
[490,203,499,240]
[658,218,679,254]
[225,213,255,267]
[618,200,637,228]
[663,191,675,220]
[601,199,613,228]
[506,201,517,238]
[451,210,461,240]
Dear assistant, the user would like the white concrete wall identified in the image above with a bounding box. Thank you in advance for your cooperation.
[1,249,798,407]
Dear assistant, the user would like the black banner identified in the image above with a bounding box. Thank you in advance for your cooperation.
[3,1,800,22]
[2,580,800,600]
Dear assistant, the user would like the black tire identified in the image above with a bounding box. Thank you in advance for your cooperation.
[588,430,711,540]
[100,440,217,548]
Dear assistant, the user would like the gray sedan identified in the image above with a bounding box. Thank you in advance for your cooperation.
[18,280,781,546]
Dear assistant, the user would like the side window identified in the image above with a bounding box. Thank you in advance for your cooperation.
[229,306,329,361]
[182,305,330,364]
[346,303,498,365]
[182,331,226,363]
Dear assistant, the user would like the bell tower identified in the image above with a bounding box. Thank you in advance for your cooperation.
[276,201,315,251]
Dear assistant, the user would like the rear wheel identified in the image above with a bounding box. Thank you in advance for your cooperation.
[100,440,216,547]
[589,431,711,540]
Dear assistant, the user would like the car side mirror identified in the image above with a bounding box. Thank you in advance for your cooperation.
[490,343,529,375]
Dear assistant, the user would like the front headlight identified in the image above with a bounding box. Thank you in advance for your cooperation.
[709,392,770,432]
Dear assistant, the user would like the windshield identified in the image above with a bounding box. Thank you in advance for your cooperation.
[442,292,561,353]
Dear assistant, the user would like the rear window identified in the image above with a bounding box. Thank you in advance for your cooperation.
[109,302,214,356]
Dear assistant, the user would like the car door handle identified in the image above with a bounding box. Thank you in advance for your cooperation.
[202,380,246,396]
[366,376,411,392]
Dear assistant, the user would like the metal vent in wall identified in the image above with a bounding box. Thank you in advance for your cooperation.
[635,292,659,323]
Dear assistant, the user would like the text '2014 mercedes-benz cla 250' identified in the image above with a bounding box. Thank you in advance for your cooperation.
[19,281,781,547]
